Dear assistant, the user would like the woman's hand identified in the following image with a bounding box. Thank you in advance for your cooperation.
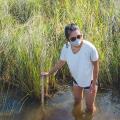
[89,82,97,94]
[41,72,49,78]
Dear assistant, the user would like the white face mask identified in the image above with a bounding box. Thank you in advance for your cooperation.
[70,39,81,46]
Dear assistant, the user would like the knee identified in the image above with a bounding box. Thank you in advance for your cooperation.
[74,97,82,106]
[87,106,94,113]
[86,104,96,113]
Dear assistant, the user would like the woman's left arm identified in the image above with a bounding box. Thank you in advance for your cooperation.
[90,60,99,93]
[92,60,99,85]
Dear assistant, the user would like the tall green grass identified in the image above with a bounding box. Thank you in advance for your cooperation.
[0,0,120,98]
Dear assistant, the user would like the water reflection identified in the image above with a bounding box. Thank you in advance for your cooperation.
[72,104,93,120]
[0,88,120,120]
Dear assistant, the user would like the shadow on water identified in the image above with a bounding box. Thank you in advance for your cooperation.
[0,86,120,120]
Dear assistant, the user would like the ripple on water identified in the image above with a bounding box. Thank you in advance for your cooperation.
[0,88,120,120]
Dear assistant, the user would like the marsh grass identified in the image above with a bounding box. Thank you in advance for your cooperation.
[0,0,120,99]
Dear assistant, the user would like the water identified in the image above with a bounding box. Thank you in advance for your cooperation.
[0,87,120,120]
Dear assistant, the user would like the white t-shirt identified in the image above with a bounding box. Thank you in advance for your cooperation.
[60,40,99,87]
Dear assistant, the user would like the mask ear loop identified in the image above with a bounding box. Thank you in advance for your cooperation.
[65,39,69,48]
[82,34,83,39]
[80,33,84,40]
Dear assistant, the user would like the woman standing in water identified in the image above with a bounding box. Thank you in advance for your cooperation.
[41,23,99,117]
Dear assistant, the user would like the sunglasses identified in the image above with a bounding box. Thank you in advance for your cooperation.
[70,35,82,42]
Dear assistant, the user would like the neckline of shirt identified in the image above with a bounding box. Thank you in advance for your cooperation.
[70,40,84,55]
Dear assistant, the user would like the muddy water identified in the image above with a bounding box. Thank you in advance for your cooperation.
[1,87,120,120]
[16,87,120,120]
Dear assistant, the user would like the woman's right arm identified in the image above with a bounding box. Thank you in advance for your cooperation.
[48,60,66,75]
[41,60,66,77]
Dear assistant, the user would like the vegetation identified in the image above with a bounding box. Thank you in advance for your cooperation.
[0,0,120,99]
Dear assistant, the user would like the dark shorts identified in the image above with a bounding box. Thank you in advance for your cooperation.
[73,80,98,89]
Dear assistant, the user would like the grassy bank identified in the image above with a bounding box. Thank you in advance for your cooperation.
[0,0,120,99]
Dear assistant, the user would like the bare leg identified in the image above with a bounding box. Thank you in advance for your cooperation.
[72,85,83,119]
[85,85,98,114]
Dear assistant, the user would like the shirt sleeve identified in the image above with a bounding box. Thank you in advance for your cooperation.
[90,45,99,61]
[60,44,67,61]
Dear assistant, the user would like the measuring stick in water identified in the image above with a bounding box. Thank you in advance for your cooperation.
[41,76,44,106]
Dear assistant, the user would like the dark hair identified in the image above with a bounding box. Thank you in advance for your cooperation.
[64,23,79,40]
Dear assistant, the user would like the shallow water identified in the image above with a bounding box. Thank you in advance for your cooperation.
[0,87,120,120]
